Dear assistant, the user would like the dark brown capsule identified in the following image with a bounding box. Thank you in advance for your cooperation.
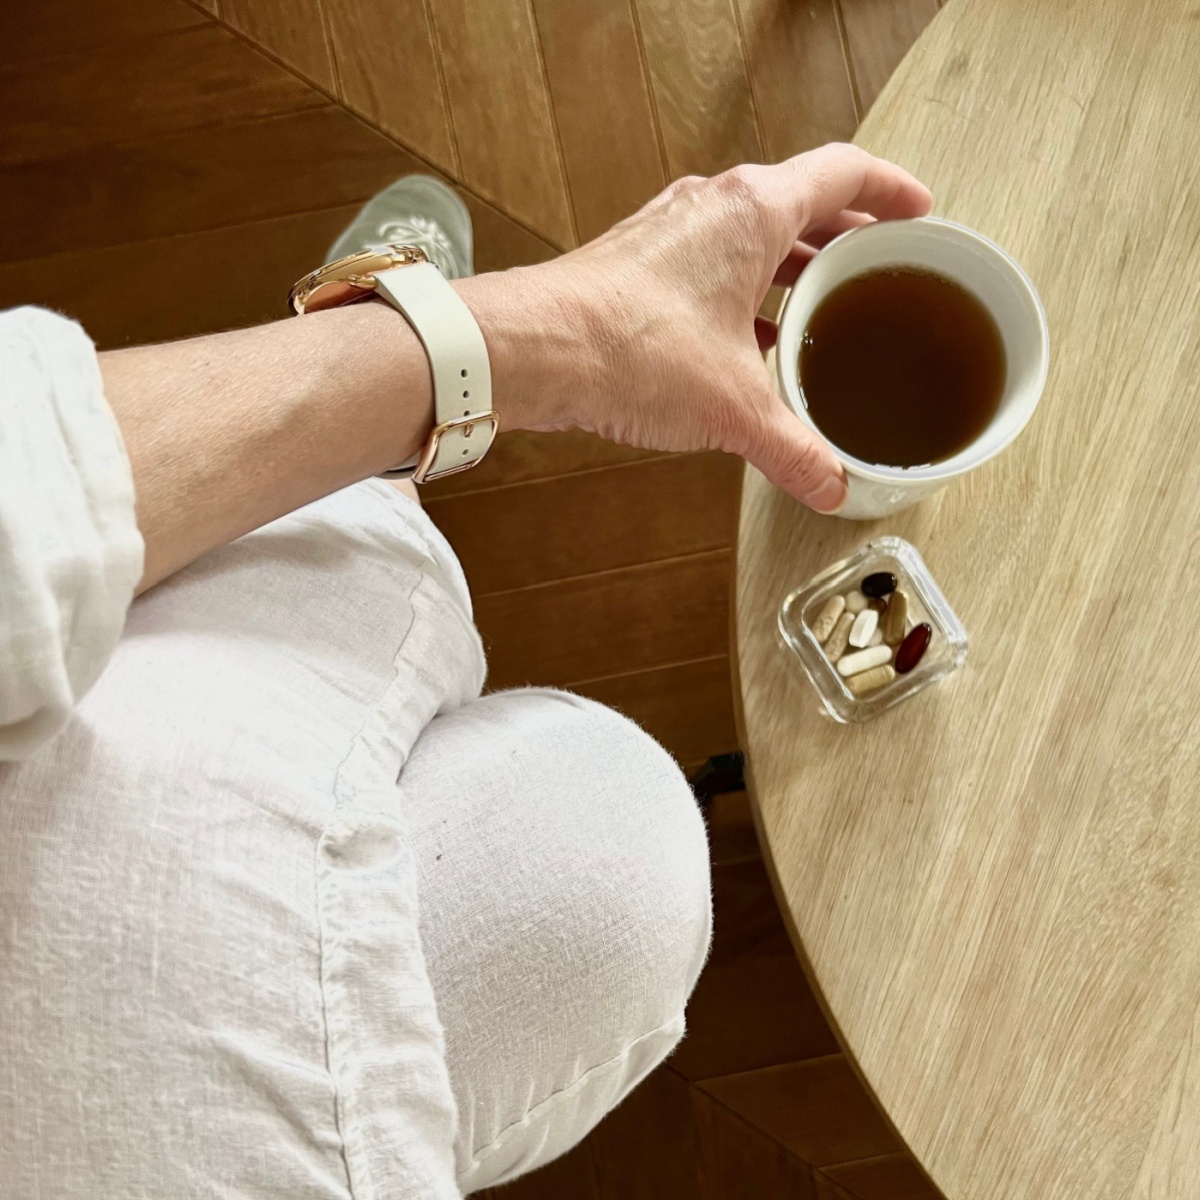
[894,622,932,674]
[861,571,897,598]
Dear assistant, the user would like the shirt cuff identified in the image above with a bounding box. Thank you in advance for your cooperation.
[0,307,144,760]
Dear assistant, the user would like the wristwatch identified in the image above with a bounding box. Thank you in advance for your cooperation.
[288,244,498,483]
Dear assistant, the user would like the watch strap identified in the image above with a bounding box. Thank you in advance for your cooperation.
[372,262,497,482]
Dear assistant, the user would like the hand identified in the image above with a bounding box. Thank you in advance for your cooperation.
[474,143,932,513]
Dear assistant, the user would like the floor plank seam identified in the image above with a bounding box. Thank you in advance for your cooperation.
[832,0,865,125]
[523,0,580,247]
[624,0,672,186]
[312,0,342,99]
[814,1167,863,1200]
[175,0,567,253]
[0,195,419,270]
[708,851,762,868]
[0,15,217,69]
[726,0,770,165]
[470,545,731,602]
[561,651,730,692]
[419,0,463,178]
[423,448,681,501]
[0,119,500,267]
[0,94,334,175]
[692,1073,826,1174]
[174,0,357,103]
[695,1050,844,1088]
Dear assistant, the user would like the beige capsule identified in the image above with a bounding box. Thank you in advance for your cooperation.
[823,610,855,661]
[882,588,909,646]
[847,663,896,695]
[810,594,846,643]
[867,626,884,648]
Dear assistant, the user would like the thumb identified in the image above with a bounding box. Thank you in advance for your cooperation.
[746,400,847,513]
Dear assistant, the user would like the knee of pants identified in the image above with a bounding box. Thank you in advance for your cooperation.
[402,688,713,1192]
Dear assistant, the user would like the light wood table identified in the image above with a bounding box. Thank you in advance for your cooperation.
[735,1,1200,1196]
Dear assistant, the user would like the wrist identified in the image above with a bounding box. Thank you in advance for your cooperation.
[451,266,605,434]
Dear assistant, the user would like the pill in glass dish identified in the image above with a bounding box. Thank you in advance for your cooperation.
[847,664,896,695]
[824,610,856,660]
[868,596,888,614]
[895,622,933,673]
[867,626,884,647]
[861,571,897,598]
[848,608,878,648]
[881,589,908,646]
[810,594,846,643]
[836,644,892,677]
[844,590,869,614]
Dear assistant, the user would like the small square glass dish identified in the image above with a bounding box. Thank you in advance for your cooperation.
[778,536,968,724]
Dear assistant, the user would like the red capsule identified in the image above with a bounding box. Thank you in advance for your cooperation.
[894,622,932,674]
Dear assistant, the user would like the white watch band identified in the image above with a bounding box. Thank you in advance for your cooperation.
[372,261,498,483]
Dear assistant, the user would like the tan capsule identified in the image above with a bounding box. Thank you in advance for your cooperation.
[882,589,909,646]
[848,608,878,648]
[844,590,869,614]
[810,594,846,643]
[823,611,855,660]
[847,664,896,695]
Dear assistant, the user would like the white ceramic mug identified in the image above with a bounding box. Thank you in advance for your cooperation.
[775,217,1050,520]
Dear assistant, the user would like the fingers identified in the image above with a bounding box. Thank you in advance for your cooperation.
[743,396,847,513]
[804,208,875,248]
[785,143,932,231]
[721,145,928,246]
[629,150,924,263]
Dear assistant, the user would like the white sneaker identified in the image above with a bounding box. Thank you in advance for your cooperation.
[326,175,474,279]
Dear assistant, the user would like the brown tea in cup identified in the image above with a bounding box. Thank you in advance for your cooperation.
[798,267,1006,467]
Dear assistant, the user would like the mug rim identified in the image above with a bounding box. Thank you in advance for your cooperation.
[776,216,1050,485]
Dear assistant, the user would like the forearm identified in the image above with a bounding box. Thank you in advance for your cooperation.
[100,268,591,591]
[97,147,932,593]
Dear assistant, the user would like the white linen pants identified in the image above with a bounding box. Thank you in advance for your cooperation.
[0,482,713,1199]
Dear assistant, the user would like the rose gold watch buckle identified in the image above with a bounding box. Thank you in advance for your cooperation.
[412,410,500,484]
[288,244,429,314]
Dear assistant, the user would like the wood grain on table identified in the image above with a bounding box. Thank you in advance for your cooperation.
[736,0,1200,1196]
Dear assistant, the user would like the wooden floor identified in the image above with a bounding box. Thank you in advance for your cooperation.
[0,0,941,1194]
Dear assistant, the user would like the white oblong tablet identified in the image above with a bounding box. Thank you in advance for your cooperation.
[848,608,878,649]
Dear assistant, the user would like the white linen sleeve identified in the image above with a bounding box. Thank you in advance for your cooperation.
[0,307,144,761]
